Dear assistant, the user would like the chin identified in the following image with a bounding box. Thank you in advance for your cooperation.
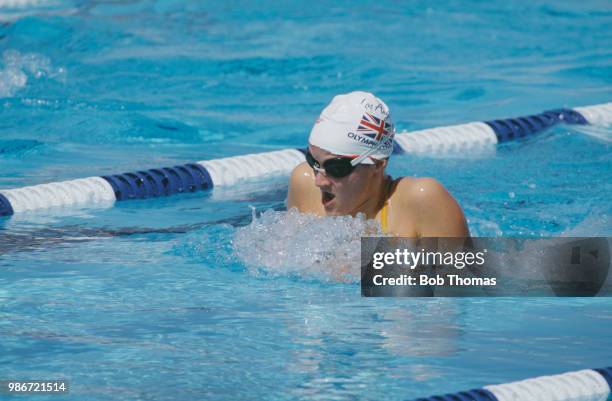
[323,204,341,216]
[323,206,339,216]
[324,204,350,216]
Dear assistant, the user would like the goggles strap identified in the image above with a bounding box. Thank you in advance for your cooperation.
[350,137,390,166]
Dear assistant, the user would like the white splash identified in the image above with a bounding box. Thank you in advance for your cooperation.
[0,49,65,97]
[233,208,384,283]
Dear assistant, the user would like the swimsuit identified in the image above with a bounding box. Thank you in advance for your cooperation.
[379,201,389,233]
[378,176,393,234]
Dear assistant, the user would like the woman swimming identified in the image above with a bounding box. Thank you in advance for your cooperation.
[287,91,469,238]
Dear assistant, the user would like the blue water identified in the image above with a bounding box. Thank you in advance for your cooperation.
[1,0,612,399]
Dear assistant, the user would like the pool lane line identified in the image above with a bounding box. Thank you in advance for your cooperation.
[410,366,612,401]
[0,102,610,217]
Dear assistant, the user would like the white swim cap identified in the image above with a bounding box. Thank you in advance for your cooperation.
[308,91,395,164]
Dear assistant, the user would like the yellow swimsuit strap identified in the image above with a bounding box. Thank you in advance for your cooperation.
[380,201,389,233]
[379,176,393,233]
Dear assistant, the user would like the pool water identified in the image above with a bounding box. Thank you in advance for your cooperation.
[1,0,611,399]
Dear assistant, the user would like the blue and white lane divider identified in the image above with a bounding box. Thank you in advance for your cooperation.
[411,366,612,401]
[0,102,611,217]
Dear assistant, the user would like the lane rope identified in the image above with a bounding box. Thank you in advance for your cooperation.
[411,366,612,401]
[1,103,610,217]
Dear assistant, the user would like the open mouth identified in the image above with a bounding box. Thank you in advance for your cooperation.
[321,191,335,206]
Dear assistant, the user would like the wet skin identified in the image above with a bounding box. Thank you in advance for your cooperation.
[287,145,469,238]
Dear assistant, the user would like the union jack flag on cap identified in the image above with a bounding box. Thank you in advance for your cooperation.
[356,112,394,143]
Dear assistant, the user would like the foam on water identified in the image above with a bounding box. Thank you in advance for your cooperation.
[233,208,384,283]
[0,49,65,97]
[232,207,611,294]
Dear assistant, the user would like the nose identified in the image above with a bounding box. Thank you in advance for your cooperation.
[314,169,332,188]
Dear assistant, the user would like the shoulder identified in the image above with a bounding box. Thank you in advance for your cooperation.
[287,162,320,213]
[394,177,452,205]
[289,162,316,195]
[392,177,468,237]
[290,161,313,183]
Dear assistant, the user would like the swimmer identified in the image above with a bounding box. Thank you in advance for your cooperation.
[287,91,469,237]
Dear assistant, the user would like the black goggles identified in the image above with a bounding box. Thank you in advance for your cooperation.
[305,150,358,178]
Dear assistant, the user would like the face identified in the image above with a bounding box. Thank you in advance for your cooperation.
[307,145,386,216]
